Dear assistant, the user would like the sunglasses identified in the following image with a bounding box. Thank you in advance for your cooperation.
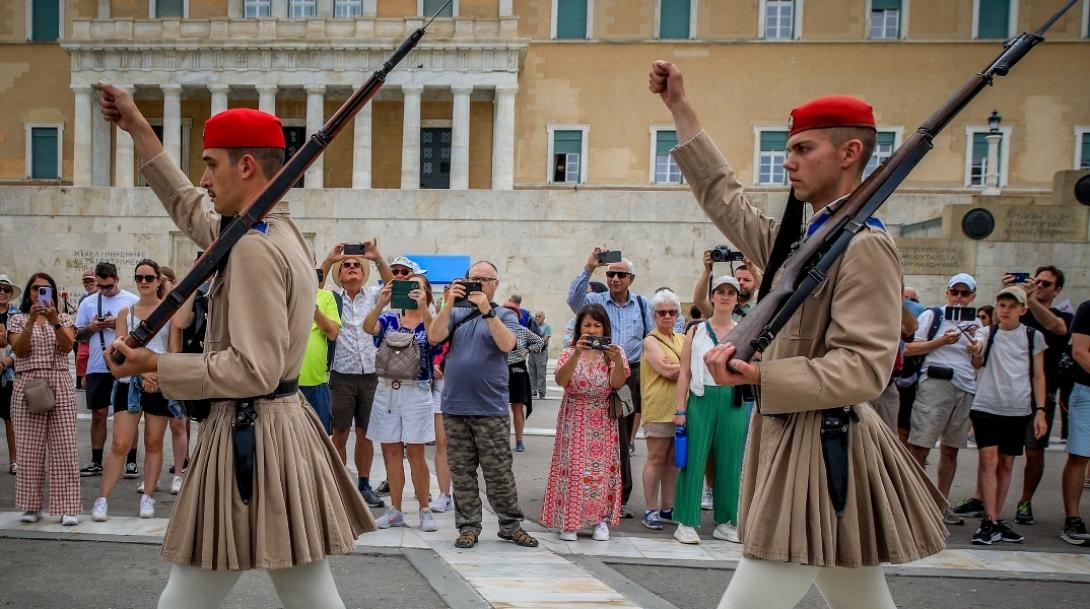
[948,289,973,297]
[134,274,159,283]
[605,271,632,279]
[390,267,413,276]
[341,261,363,269]
[82,278,96,283]
[655,310,678,317]
[1036,279,1054,288]
[0,286,12,294]
[97,283,117,291]
[467,276,498,283]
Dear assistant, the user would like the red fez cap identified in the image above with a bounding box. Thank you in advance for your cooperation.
[203,108,285,149]
[788,95,875,137]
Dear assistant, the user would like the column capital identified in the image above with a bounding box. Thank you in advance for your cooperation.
[70,84,93,94]
[208,84,230,93]
[495,85,519,96]
[256,84,279,93]
[451,84,474,96]
[160,83,183,93]
[304,84,327,95]
[401,84,424,96]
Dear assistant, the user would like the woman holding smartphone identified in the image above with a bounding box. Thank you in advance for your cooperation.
[364,273,440,532]
[6,272,80,524]
[91,259,174,521]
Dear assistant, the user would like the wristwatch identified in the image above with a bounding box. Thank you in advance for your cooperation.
[52,322,63,330]
[481,307,496,319]
[1034,406,1046,413]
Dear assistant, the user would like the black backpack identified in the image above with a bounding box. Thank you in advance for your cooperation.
[327,290,344,371]
[180,282,211,354]
[898,307,944,385]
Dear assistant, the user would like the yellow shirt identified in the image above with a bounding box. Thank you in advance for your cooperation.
[640,329,685,424]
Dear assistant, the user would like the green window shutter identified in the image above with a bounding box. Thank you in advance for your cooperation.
[31,127,59,179]
[157,0,185,18]
[656,130,678,154]
[556,0,588,39]
[659,0,691,39]
[554,130,582,154]
[871,0,901,10]
[424,0,454,17]
[877,131,896,147]
[1080,133,1090,168]
[977,0,1010,39]
[31,0,60,42]
[759,131,788,151]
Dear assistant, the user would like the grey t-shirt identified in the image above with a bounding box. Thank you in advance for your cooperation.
[441,306,521,416]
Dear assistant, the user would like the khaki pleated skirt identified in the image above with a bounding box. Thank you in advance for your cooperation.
[161,395,376,571]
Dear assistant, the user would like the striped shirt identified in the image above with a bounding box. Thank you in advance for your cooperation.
[567,270,654,363]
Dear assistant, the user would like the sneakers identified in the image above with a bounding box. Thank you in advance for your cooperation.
[375,480,391,496]
[972,520,999,545]
[943,508,965,526]
[430,492,453,513]
[79,462,102,477]
[136,480,160,494]
[419,508,439,532]
[700,487,714,511]
[361,486,386,508]
[515,440,526,453]
[642,510,663,531]
[123,462,140,479]
[713,522,741,544]
[559,530,578,541]
[674,524,701,544]
[994,520,1024,543]
[1015,501,1035,525]
[658,508,674,523]
[62,514,79,526]
[170,476,183,495]
[91,497,109,522]
[139,495,156,518]
[19,511,40,523]
[376,508,407,529]
[951,497,986,518]
[620,504,634,519]
[1061,517,1090,546]
[593,522,610,541]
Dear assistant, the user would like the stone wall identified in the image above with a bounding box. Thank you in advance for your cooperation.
[2,186,1087,354]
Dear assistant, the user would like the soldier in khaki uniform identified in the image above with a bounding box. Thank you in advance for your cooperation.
[650,62,947,609]
[99,84,374,609]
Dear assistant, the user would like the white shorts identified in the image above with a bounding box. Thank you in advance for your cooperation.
[367,379,436,444]
[431,378,444,415]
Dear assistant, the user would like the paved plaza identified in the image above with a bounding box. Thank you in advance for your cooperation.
[1,362,1088,608]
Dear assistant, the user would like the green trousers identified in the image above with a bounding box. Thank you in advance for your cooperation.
[675,385,749,527]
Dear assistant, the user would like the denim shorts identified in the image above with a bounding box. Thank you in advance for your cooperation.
[1067,383,1090,458]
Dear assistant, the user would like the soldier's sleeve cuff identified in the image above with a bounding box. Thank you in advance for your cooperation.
[157,353,208,401]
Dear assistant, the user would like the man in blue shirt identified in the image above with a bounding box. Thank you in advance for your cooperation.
[567,248,654,517]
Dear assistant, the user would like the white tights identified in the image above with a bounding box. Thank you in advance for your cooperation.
[718,557,896,609]
[157,559,346,609]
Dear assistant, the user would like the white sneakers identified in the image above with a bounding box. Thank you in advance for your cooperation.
[170,476,183,495]
[376,508,407,529]
[674,524,701,544]
[429,492,453,513]
[713,522,741,544]
[136,480,160,494]
[593,522,610,541]
[701,487,714,511]
[559,530,578,541]
[91,497,109,522]
[19,511,40,523]
[20,511,77,526]
[419,508,439,532]
[62,514,79,526]
[139,495,156,518]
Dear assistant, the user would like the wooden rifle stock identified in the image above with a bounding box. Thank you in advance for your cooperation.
[112,0,453,364]
[724,0,1077,366]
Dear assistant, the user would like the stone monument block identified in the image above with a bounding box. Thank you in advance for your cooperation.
[945,204,1088,243]
[895,239,977,276]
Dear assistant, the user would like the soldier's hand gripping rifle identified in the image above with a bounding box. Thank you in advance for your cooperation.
[111,0,453,364]
[723,0,1079,370]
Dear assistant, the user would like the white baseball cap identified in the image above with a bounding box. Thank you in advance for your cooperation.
[947,273,977,291]
[389,256,426,275]
[711,275,741,293]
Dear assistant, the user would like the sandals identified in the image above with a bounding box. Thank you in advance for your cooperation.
[454,530,479,549]
[497,528,539,548]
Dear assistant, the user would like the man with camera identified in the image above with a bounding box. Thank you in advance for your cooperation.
[567,249,655,517]
[428,260,538,549]
[320,240,393,508]
[692,248,761,321]
[903,273,979,524]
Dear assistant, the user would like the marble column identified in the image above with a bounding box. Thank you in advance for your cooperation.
[257,84,277,115]
[114,85,135,187]
[352,103,373,189]
[92,94,112,186]
[161,84,183,165]
[491,85,517,191]
[450,85,472,190]
[400,84,423,190]
[71,85,93,186]
[209,84,229,116]
[983,132,1002,196]
[305,85,326,189]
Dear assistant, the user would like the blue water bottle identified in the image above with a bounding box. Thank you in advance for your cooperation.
[674,426,688,469]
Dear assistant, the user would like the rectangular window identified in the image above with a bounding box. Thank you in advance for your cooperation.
[659,0,691,39]
[555,0,589,40]
[969,130,1005,187]
[764,0,795,40]
[552,130,583,184]
[29,126,60,179]
[156,0,185,18]
[244,0,272,17]
[30,0,60,42]
[289,0,317,18]
[653,130,682,184]
[757,130,788,186]
[423,0,454,17]
[335,0,363,18]
[1078,130,1090,170]
[864,130,898,178]
[869,0,900,39]
[977,0,1011,39]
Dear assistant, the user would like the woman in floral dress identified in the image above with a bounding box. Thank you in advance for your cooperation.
[541,304,629,541]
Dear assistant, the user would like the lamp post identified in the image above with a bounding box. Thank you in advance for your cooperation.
[982,109,1002,196]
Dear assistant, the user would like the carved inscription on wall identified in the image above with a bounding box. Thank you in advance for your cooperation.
[68,249,147,270]
[1001,207,1087,242]
[895,239,976,276]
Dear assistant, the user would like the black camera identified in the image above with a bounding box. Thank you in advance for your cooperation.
[944,306,977,323]
[710,245,744,263]
[453,281,483,308]
[342,243,367,256]
[585,335,611,350]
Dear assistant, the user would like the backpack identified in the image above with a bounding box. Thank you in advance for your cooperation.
[981,324,1038,406]
[327,290,344,371]
[180,283,211,354]
[895,307,943,388]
